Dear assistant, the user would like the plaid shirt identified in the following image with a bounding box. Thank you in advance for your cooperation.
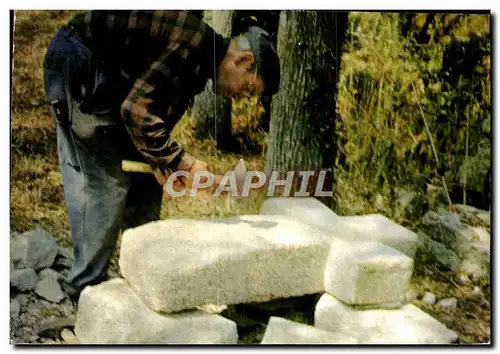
[68,10,227,173]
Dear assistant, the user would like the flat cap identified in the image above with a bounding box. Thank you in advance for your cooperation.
[245,26,280,96]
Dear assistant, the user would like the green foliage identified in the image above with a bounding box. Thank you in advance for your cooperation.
[335,13,491,219]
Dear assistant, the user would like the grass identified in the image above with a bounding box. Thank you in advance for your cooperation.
[11,10,490,344]
[335,13,491,219]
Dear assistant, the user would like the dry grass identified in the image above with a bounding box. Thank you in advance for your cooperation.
[11,10,77,238]
[336,13,491,219]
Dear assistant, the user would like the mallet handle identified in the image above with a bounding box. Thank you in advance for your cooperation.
[121,160,154,174]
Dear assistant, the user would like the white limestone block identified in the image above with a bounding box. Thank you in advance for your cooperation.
[325,237,413,306]
[338,214,418,257]
[315,294,458,344]
[119,215,334,313]
[261,317,358,344]
[74,279,238,344]
[260,197,340,228]
[261,198,417,258]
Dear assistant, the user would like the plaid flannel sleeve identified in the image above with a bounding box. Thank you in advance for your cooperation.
[120,41,197,174]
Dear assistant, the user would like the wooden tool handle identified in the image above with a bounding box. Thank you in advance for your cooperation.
[121,160,154,174]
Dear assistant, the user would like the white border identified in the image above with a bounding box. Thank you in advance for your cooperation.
[2,2,497,353]
[1,0,499,10]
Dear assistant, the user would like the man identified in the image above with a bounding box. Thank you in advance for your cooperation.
[43,10,280,302]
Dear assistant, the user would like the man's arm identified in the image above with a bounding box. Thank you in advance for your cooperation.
[120,40,197,174]
[72,10,207,173]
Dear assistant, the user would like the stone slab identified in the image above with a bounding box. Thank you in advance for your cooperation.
[261,198,417,258]
[10,228,58,270]
[74,279,238,344]
[261,317,358,344]
[315,294,458,344]
[10,268,37,292]
[422,211,490,278]
[35,276,66,303]
[260,197,340,229]
[337,214,418,258]
[119,215,334,313]
[325,237,413,306]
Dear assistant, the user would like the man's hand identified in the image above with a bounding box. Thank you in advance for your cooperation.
[154,158,211,196]
[180,159,210,189]
[153,157,243,199]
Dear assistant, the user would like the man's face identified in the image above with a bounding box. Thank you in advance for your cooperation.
[216,48,264,100]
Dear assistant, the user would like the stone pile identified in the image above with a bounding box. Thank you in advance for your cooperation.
[10,228,72,304]
[419,205,490,279]
[72,197,458,345]
[10,228,78,344]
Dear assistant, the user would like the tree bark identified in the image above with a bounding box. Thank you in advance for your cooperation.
[265,10,348,209]
[192,10,235,150]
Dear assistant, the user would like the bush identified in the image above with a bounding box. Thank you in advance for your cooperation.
[335,13,491,219]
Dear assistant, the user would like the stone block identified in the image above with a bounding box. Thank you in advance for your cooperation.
[119,215,334,313]
[315,294,458,344]
[261,317,358,344]
[260,197,340,228]
[324,237,413,306]
[338,214,418,258]
[74,279,238,344]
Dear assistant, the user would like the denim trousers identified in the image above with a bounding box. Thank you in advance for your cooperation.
[43,27,163,300]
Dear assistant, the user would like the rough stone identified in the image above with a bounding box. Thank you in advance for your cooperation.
[259,197,341,229]
[54,257,73,269]
[119,215,333,313]
[11,299,21,318]
[425,209,462,229]
[471,287,483,300]
[57,247,74,260]
[37,316,76,338]
[260,199,417,258]
[373,194,385,211]
[395,187,418,218]
[324,238,413,306]
[337,214,418,258]
[426,184,448,208]
[74,279,238,344]
[38,268,62,282]
[452,204,490,222]
[422,211,490,278]
[261,317,359,344]
[461,259,488,279]
[437,298,458,309]
[15,294,29,307]
[35,276,66,303]
[456,273,471,285]
[406,289,419,302]
[470,227,490,245]
[10,268,37,292]
[476,211,490,227]
[10,228,59,271]
[315,294,458,344]
[417,231,461,270]
[422,292,437,305]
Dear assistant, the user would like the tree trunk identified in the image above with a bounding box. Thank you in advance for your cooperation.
[192,10,235,150]
[265,10,348,209]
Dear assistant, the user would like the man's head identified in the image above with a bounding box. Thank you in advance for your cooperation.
[216,27,280,100]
